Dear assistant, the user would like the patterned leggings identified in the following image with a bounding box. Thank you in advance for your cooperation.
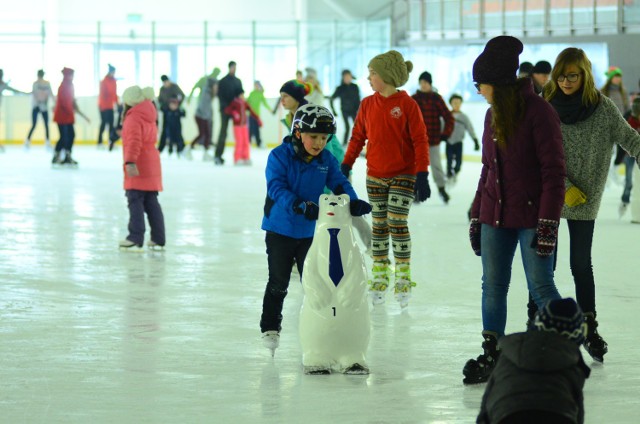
[366,174,416,263]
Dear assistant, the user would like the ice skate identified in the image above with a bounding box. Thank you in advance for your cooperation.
[119,239,143,250]
[45,139,52,152]
[51,151,62,166]
[202,151,214,161]
[148,240,165,251]
[619,202,629,218]
[262,330,279,357]
[438,187,450,204]
[303,366,331,375]
[184,147,193,160]
[584,313,608,362]
[463,332,500,385]
[369,259,391,305]
[393,263,416,309]
[62,153,78,168]
[343,363,369,375]
[24,138,31,150]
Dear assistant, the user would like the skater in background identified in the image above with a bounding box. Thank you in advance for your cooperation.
[304,67,325,106]
[517,61,533,78]
[477,298,590,424]
[223,93,258,165]
[157,75,185,152]
[531,60,552,95]
[330,69,361,146]
[446,93,479,183]
[25,69,55,150]
[187,69,219,160]
[52,67,90,165]
[0,68,28,152]
[619,97,640,217]
[159,97,186,156]
[525,48,640,363]
[119,85,165,250]
[214,61,244,165]
[108,103,125,151]
[246,80,271,148]
[278,79,312,131]
[601,66,630,186]
[97,64,119,149]
[464,36,566,385]
[341,50,431,308]
[260,104,370,354]
[412,71,454,204]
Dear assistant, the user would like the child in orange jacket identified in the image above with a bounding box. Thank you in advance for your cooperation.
[341,50,430,308]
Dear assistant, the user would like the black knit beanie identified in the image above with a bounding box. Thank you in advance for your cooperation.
[473,36,523,86]
[533,60,552,74]
[419,71,432,84]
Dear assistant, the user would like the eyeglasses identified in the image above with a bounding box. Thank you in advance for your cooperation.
[557,73,581,83]
[474,83,481,91]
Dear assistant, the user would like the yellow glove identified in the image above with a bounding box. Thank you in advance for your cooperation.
[565,186,587,207]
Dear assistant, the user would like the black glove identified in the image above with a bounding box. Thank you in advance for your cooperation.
[413,171,431,203]
[350,199,372,216]
[469,218,481,256]
[534,219,559,257]
[440,135,448,143]
[340,163,352,179]
[294,200,319,220]
[473,138,480,151]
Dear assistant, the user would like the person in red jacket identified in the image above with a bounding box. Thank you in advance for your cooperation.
[223,93,260,165]
[463,36,566,385]
[98,64,119,149]
[119,85,165,250]
[340,50,431,309]
[52,67,89,165]
[412,71,454,203]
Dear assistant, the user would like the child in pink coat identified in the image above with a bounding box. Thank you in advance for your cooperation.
[119,85,166,250]
[224,94,260,165]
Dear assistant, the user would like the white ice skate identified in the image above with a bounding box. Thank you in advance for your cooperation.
[119,239,143,251]
[148,240,165,251]
[369,260,391,305]
[394,263,416,309]
[262,331,279,357]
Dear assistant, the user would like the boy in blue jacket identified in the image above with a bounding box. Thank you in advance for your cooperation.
[260,104,371,355]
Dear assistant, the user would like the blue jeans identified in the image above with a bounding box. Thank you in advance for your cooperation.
[622,155,635,204]
[481,224,561,336]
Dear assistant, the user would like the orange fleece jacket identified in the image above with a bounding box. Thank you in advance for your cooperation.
[343,90,429,178]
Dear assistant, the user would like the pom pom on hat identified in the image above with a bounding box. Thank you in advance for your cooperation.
[123,85,153,107]
[473,36,523,86]
[605,66,622,79]
[280,79,312,106]
[534,298,587,345]
[533,60,552,74]
[368,50,413,88]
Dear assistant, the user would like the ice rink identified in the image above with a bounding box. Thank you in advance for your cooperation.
[1,144,638,423]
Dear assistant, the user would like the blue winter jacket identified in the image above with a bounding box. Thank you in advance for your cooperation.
[262,137,358,239]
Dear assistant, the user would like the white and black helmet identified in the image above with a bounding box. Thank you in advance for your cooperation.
[291,104,337,136]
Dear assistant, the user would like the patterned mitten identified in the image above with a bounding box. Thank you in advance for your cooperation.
[536,219,559,257]
[469,218,481,257]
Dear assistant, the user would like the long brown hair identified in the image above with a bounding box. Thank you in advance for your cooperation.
[543,48,600,106]
[491,78,527,148]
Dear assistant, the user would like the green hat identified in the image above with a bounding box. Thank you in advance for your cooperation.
[605,66,622,79]
[368,50,413,88]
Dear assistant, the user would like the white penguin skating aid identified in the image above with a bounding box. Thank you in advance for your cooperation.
[299,194,371,375]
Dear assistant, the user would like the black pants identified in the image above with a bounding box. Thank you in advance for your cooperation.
[55,124,75,153]
[446,141,463,176]
[158,117,185,153]
[27,107,50,140]
[527,219,596,320]
[341,109,357,145]
[125,190,165,246]
[249,115,262,147]
[214,112,232,159]
[98,109,114,145]
[260,232,313,333]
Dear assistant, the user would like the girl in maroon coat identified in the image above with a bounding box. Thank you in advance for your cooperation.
[463,36,567,385]
[119,86,165,250]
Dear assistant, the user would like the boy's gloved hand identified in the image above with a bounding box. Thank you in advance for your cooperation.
[350,199,372,216]
[469,218,481,256]
[294,200,319,220]
[414,171,431,203]
[535,219,559,257]
[340,164,351,179]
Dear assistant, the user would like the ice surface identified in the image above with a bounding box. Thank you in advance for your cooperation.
[0,145,638,423]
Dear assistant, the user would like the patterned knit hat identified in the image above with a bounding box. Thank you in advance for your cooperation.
[605,66,623,79]
[473,36,523,86]
[280,79,312,106]
[534,298,587,345]
[368,50,413,88]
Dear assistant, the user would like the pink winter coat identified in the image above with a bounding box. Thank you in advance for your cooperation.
[122,100,162,191]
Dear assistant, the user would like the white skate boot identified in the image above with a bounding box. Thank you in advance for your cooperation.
[119,239,143,251]
[369,260,391,305]
[262,331,280,357]
[148,240,165,251]
[394,263,416,309]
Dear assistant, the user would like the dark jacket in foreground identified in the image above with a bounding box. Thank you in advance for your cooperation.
[477,331,591,424]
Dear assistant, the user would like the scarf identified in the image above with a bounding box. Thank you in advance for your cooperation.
[549,89,599,125]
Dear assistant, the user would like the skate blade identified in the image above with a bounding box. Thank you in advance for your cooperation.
[304,367,331,375]
[119,245,144,252]
[462,376,488,385]
[343,364,369,375]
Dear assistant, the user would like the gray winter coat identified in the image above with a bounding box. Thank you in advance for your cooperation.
[561,95,640,220]
[477,332,590,424]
